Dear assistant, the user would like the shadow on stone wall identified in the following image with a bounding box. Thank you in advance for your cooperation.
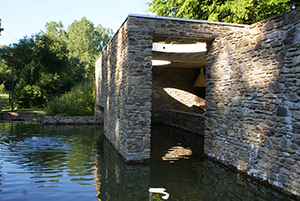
[205,7,300,196]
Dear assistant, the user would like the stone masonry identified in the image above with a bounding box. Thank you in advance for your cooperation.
[95,14,244,162]
[204,7,300,196]
[95,16,154,162]
[96,8,300,196]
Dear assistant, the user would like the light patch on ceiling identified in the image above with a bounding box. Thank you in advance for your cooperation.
[164,88,206,108]
[152,60,171,66]
[153,43,206,53]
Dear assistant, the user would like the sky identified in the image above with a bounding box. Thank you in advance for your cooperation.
[0,0,151,46]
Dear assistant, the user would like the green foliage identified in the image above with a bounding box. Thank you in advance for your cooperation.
[1,108,44,112]
[149,193,164,200]
[0,82,4,93]
[0,98,7,111]
[147,0,300,24]
[95,24,114,53]
[66,17,113,76]
[0,84,9,111]
[2,34,70,108]
[0,18,113,109]
[0,45,11,91]
[45,78,95,116]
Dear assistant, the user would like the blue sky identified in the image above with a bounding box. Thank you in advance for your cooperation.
[1,0,150,46]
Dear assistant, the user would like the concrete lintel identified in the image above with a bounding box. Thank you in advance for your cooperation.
[127,13,248,28]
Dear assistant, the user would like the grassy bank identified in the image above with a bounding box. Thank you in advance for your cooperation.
[45,79,94,116]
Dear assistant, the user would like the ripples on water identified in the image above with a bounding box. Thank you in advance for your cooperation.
[0,123,297,201]
[0,123,96,201]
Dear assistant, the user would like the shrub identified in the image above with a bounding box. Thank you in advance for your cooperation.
[45,78,95,116]
[0,99,7,111]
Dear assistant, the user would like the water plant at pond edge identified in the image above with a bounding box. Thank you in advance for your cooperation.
[149,193,164,201]
[45,78,94,116]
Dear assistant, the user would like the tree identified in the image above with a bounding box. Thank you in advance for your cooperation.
[147,0,300,24]
[95,24,114,53]
[0,18,114,108]
[66,17,99,76]
[1,34,71,108]
[65,17,113,76]
[0,45,11,90]
[45,21,65,38]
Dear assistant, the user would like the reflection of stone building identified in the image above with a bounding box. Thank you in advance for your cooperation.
[95,8,300,196]
[93,124,295,200]
[95,14,245,162]
[93,128,149,201]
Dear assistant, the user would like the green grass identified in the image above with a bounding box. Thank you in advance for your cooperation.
[1,108,45,113]
[0,94,9,99]
[0,93,10,111]
[45,79,95,116]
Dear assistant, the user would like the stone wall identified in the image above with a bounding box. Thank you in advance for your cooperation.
[161,110,205,135]
[95,14,245,162]
[152,67,205,123]
[39,116,97,124]
[204,7,300,196]
[95,16,154,162]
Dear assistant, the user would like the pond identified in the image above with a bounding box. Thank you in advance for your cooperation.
[0,123,297,201]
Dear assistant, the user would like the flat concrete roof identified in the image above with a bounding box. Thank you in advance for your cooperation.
[101,13,247,55]
[127,13,247,28]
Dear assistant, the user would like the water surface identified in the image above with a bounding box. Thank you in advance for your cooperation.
[0,123,297,201]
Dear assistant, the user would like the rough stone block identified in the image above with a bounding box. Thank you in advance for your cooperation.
[286,93,299,102]
[223,106,231,115]
[293,55,300,66]
[276,106,289,116]
[283,26,296,46]
[142,137,150,148]
[271,40,282,48]
[232,96,241,106]
[293,111,300,120]
[269,82,283,93]
[155,28,169,35]
[276,50,286,62]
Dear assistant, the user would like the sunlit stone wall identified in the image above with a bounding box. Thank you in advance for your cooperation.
[95,14,245,161]
[149,18,245,134]
[95,17,154,162]
[204,7,300,196]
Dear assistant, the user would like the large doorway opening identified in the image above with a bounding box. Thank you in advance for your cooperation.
[151,36,209,132]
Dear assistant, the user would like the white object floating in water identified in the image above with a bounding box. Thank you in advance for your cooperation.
[149,188,170,200]
[31,137,38,141]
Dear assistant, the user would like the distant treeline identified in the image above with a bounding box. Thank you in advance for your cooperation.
[0,17,113,108]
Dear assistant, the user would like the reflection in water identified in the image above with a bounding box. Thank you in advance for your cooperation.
[93,128,150,201]
[0,123,98,201]
[0,123,298,201]
[150,125,296,201]
[162,146,193,161]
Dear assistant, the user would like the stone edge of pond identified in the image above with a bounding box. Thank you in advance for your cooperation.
[0,112,103,124]
[38,116,103,125]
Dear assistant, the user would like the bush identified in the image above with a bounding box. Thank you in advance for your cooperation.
[0,99,7,111]
[45,78,95,116]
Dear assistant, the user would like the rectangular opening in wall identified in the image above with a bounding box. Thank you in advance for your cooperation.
[151,40,207,124]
